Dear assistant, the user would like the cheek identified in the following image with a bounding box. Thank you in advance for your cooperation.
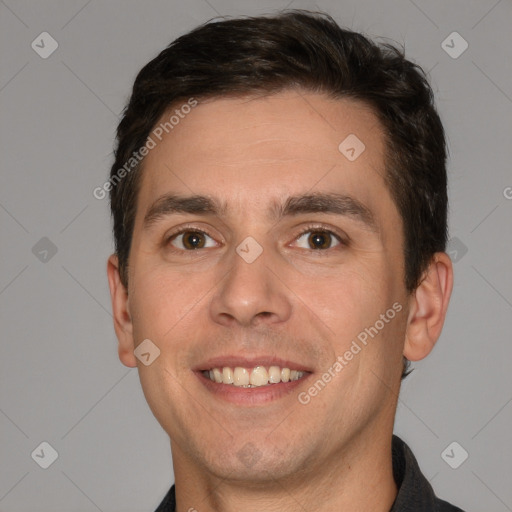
[299,263,390,335]
[306,264,404,370]
[128,266,208,342]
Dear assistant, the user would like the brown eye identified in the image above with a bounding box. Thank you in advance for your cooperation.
[308,231,333,249]
[170,230,215,250]
[293,229,341,250]
[183,232,205,249]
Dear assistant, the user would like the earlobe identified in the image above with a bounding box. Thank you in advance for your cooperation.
[403,252,453,361]
[107,254,137,368]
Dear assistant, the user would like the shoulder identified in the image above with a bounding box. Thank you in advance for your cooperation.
[435,497,466,511]
[391,435,466,512]
[154,484,175,512]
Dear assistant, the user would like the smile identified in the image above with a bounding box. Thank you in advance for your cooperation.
[202,365,307,387]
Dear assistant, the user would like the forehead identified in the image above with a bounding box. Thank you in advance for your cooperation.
[136,91,391,220]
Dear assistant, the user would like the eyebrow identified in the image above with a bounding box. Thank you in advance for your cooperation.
[143,194,227,228]
[143,192,377,232]
[275,193,377,232]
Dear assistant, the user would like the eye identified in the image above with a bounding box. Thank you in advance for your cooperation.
[293,229,342,250]
[168,230,217,250]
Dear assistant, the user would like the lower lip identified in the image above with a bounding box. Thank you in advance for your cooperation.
[195,371,311,406]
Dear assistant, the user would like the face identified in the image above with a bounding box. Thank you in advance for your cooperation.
[114,91,411,483]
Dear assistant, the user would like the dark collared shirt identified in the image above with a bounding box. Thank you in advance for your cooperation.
[155,435,465,511]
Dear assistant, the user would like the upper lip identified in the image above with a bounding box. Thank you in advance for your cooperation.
[193,355,313,372]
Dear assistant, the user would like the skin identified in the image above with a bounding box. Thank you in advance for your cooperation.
[107,90,453,512]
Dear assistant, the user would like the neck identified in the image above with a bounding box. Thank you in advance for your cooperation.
[171,427,398,512]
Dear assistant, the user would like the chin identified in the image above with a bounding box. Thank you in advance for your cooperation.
[199,440,305,483]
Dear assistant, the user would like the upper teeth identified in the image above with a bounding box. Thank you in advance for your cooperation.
[203,366,305,387]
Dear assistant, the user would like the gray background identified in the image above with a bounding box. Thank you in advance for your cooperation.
[0,0,511,511]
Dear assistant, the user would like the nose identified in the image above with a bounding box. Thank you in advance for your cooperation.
[209,243,292,328]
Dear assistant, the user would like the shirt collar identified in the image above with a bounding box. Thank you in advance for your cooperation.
[389,434,438,511]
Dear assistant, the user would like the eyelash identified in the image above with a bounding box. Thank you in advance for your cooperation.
[164,224,347,252]
[164,224,218,249]
[292,224,347,250]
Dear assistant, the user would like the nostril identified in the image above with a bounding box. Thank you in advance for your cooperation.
[254,311,274,322]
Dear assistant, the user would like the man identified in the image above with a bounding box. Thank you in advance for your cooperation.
[106,10,464,511]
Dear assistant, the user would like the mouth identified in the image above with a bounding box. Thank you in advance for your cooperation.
[194,357,312,405]
[202,365,307,387]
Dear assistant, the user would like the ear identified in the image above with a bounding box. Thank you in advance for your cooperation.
[404,252,453,361]
[107,254,137,368]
